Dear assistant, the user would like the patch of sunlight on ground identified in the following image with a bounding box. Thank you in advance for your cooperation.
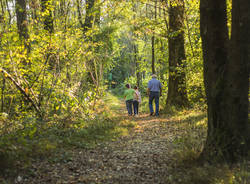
[196,119,207,127]
[103,92,124,113]
[114,127,129,137]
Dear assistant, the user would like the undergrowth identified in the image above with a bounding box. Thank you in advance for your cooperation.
[167,109,250,184]
[0,93,135,178]
[1,93,249,184]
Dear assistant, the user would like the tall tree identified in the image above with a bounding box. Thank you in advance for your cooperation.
[165,0,188,107]
[82,0,95,35]
[15,0,30,51]
[132,2,141,88]
[200,0,250,161]
[78,0,102,86]
[41,0,54,33]
[151,0,157,74]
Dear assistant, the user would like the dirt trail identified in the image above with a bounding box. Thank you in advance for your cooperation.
[19,101,177,184]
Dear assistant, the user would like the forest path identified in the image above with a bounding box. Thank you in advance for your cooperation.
[21,95,179,184]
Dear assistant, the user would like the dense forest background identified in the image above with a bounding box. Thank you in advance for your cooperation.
[0,0,249,183]
[0,0,205,118]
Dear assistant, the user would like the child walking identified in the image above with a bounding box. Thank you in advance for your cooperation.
[124,84,136,116]
[133,86,141,116]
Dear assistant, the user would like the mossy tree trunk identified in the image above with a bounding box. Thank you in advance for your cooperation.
[200,0,250,162]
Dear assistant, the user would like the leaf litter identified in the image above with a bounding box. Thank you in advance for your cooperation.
[15,112,179,184]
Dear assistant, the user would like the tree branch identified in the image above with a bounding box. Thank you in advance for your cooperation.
[0,67,42,117]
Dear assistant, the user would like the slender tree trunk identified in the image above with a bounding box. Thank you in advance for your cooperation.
[1,75,5,112]
[132,3,140,88]
[76,0,84,28]
[151,0,157,74]
[166,0,188,107]
[15,0,30,51]
[6,0,11,24]
[151,35,155,74]
[82,0,95,34]
[0,0,4,15]
[41,0,54,33]
[200,0,250,162]
[78,0,101,85]
[30,0,38,21]
[94,0,100,26]
[40,0,55,71]
[133,44,140,88]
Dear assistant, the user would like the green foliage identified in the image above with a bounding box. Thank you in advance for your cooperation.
[0,92,134,174]
[0,0,217,179]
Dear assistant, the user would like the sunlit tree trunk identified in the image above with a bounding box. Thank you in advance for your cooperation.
[165,0,188,107]
[200,0,250,162]
[132,3,141,88]
[41,0,54,33]
[82,0,95,34]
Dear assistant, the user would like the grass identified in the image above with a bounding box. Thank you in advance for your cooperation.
[0,92,135,176]
[1,93,249,184]
[165,109,250,184]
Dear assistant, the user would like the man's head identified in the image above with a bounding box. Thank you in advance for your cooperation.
[152,74,157,78]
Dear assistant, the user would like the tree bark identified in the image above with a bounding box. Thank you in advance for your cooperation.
[151,35,155,74]
[151,0,157,74]
[41,0,54,33]
[1,74,5,112]
[166,0,188,107]
[133,44,140,88]
[76,0,84,28]
[81,0,102,86]
[200,0,250,162]
[82,0,95,35]
[15,0,30,51]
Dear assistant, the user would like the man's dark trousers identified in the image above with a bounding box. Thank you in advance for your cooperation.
[149,91,160,115]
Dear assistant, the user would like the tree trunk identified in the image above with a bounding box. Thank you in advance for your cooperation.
[200,0,250,162]
[41,0,54,33]
[166,0,188,107]
[78,0,101,85]
[1,74,5,112]
[133,44,140,88]
[82,0,95,34]
[15,0,30,51]
[76,0,84,28]
[151,0,157,75]
[151,35,155,74]
[132,3,140,88]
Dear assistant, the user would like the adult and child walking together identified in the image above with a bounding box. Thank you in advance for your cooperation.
[124,84,141,116]
[124,74,162,117]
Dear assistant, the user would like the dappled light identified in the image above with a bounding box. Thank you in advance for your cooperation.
[0,0,249,183]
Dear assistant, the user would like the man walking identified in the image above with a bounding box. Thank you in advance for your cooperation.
[147,74,162,116]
